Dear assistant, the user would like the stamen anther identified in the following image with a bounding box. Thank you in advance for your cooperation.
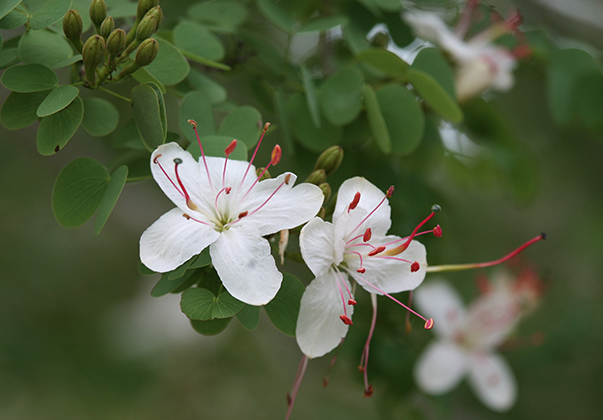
[340,315,353,325]
[225,139,237,156]
[410,261,420,272]
[386,186,394,198]
[225,187,232,194]
[368,246,385,257]
[364,385,374,398]
[349,192,361,211]
[182,214,190,220]
[187,119,197,128]
[357,268,366,273]
[174,158,182,164]
[348,299,357,305]
[153,154,162,163]
[363,228,372,242]
[434,225,443,237]
[263,122,271,131]
[271,144,282,165]
[284,174,291,185]
[238,211,248,219]
[424,318,434,330]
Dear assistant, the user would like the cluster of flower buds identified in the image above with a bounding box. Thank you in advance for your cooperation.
[63,0,162,88]
[303,145,344,218]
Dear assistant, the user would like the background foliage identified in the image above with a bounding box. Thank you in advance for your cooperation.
[1,0,602,419]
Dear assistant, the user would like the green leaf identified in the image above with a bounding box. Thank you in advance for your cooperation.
[113,119,147,150]
[82,97,119,137]
[357,48,409,77]
[52,157,110,228]
[144,37,190,86]
[257,0,297,32]
[168,257,195,280]
[0,0,20,20]
[187,0,248,31]
[274,89,294,151]
[71,0,92,31]
[151,269,195,298]
[29,0,72,30]
[181,288,245,320]
[1,90,51,130]
[190,317,232,336]
[132,83,166,150]
[296,16,348,33]
[37,96,84,155]
[132,67,166,93]
[0,46,19,69]
[288,92,342,153]
[180,90,215,142]
[36,85,79,117]
[0,8,28,30]
[179,50,231,71]
[93,165,128,234]
[320,67,364,126]
[372,0,401,12]
[187,68,227,104]
[186,135,248,161]
[189,248,211,269]
[174,21,225,62]
[106,0,137,18]
[1,63,58,92]
[147,82,167,140]
[217,106,262,148]
[264,273,305,337]
[18,29,75,69]
[363,84,391,154]
[376,84,424,155]
[300,64,320,128]
[412,48,456,99]
[106,150,152,181]
[236,305,260,331]
[407,69,463,124]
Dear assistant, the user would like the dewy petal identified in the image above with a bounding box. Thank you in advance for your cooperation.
[351,238,427,295]
[209,224,282,306]
[467,351,517,412]
[414,280,467,339]
[414,340,468,395]
[466,290,519,350]
[150,143,213,215]
[140,208,220,273]
[333,177,391,237]
[299,217,336,278]
[296,270,354,359]
[243,172,324,236]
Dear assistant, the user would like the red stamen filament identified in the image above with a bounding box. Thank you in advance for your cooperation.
[181,213,212,227]
[285,355,308,420]
[426,233,547,273]
[236,178,287,222]
[333,267,350,321]
[348,268,433,329]
[174,160,197,211]
[189,120,213,192]
[240,122,270,191]
[383,210,438,256]
[349,193,390,236]
[359,293,378,397]
[405,291,413,334]
[153,156,183,198]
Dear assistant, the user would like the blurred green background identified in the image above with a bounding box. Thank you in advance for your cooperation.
[1,0,603,419]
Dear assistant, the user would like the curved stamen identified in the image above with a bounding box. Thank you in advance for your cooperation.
[174,159,198,211]
[240,122,270,191]
[347,251,365,274]
[188,119,214,192]
[348,187,394,236]
[214,187,231,213]
[285,355,308,420]
[359,293,377,397]
[181,213,212,227]
[382,225,442,247]
[383,205,441,256]
[153,155,184,198]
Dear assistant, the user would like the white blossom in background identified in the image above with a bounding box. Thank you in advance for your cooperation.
[140,129,324,306]
[413,271,542,411]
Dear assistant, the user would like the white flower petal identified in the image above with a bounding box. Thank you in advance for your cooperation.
[204,155,257,195]
[466,291,519,350]
[242,172,324,235]
[351,239,427,294]
[210,224,282,305]
[140,208,220,273]
[296,270,354,358]
[333,177,391,237]
[414,340,468,394]
[299,217,336,278]
[467,351,517,412]
[151,143,214,215]
[414,280,467,339]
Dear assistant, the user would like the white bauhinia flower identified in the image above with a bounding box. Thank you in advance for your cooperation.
[413,273,542,412]
[403,2,528,101]
[296,177,442,364]
[140,123,324,306]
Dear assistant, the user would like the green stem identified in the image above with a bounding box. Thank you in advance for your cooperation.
[98,86,132,103]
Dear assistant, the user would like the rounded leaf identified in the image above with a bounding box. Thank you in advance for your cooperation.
[187,0,247,30]
[181,288,245,320]
[94,165,128,234]
[357,48,409,78]
[29,0,72,30]
[236,305,260,330]
[37,96,84,155]
[52,157,110,228]
[412,48,456,99]
[0,0,20,20]
[264,273,305,337]
[300,64,320,128]
[144,37,190,86]
[190,318,232,336]
[320,67,364,126]
[407,69,463,124]
[217,106,262,148]
[180,90,215,142]
[82,97,119,137]
[1,63,58,92]
[257,0,296,33]
[186,135,248,161]
[288,92,341,153]
[36,85,80,117]
[132,83,166,150]
[174,21,225,61]
[0,8,28,30]
[18,29,76,69]
[363,84,391,154]
[1,90,51,130]
[187,68,227,104]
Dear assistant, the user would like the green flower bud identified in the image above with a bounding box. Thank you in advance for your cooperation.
[63,9,84,53]
[318,183,332,202]
[145,5,163,27]
[317,207,326,220]
[107,28,127,57]
[314,145,344,176]
[256,167,271,181]
[136,14,157,41]
[305,169,327,185]
[135,38,159,66]
[100,16,115,39]
[89,0,107,32]
[82,35,106,85]
[370,31,390,48]
[137,0,159,20]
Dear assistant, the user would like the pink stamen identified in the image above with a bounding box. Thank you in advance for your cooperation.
[181,213,212,227]
[188,119,214,192]
[240,122,270,191]
[405,291,413,334]
[242,146,282,199]
[434,225,443,237]
[359,293,378,397]
[347,251,365,273]
[285,355,308,420]
[222,139,237,187]
[333,268,350,321]
[349,188,395,236]
[174,159,198,211]
[214,187,231,213]
[383,205,441,256]
[349,269,433,329]
[153,155,183,197]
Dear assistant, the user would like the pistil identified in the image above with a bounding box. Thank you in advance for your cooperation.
[173,158,198,211]
[383,205,441,256]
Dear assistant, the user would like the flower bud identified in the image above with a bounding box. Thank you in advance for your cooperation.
[135,38,159,66]
[136,14,157,41]
[137,0,159,20]
[63,9,84,53]
[318,183,332,202]
[305,169,326,185]
[82,35,106,85]
[107,28,127,56]
[314,146,344,176]
[256,167,271,181]
[145,5,163,27]
[370,31,390,48]
[89,0,107,32]
[100,16,115,39]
